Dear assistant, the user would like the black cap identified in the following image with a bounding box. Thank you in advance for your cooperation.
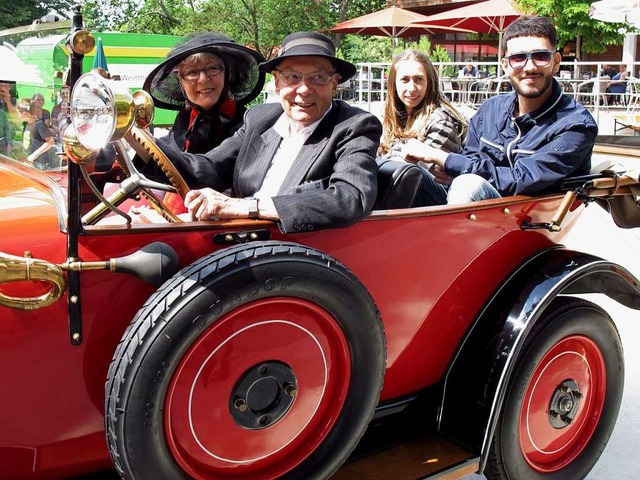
[259,32,356,84]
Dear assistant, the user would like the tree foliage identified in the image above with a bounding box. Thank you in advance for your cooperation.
[186,0,333,59]
[516,0,627,55]
[80,0,389,60]
[83,0,336,59]
[23,0,627,65]
[0,0,74,30]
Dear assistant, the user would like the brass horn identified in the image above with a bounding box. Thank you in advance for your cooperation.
[0,251,66,310]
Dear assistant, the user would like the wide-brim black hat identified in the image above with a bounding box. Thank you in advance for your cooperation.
[259,32,356,84]
[144,32,266,110]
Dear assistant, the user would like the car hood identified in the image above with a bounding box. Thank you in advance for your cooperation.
[0,157,67,233]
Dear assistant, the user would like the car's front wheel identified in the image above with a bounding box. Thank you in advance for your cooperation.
[486,297,624,480]
[105,241,386,480]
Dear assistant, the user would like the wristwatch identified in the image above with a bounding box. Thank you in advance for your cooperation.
[246,197,259,218]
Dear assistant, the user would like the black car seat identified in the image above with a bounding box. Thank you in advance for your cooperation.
[373,158,424,210]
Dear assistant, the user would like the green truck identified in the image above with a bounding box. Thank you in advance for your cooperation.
[12,30,183,126]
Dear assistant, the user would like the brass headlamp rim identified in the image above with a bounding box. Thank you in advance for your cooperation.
[68,30,95,56]
[71,72,136,150]
[70,72,155,151]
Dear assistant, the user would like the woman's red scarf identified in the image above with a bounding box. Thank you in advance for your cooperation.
[164,99,237,215]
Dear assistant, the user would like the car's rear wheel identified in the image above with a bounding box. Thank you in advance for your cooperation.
[105,242,386,480]
[486,297,624,480]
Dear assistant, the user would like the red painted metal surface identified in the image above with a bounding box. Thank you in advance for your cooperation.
[165,299,351,479]
[518,335,607,473]
[0,159,584,478]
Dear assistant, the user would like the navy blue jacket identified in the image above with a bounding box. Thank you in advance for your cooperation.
[445,80,598,196]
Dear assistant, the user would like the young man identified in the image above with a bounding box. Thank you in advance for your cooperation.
[402,15,598,204]
[146,32,381,233]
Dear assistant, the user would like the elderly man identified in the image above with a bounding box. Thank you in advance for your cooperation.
[402,15,597,204]
[147,31,381,233]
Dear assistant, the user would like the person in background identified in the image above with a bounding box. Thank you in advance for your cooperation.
[17,98,54,170]
[31,93,51,127]
[51,86,70,142]
[140,32,381,232]
[142,31,265,212]
[460,60,478,77]
[600,64,618,79]
[0,83,14,156]
[0,108,12,156]
[608,64,629,105]
[400,15,597,204]
[379,49,467,206]
[457,59,479,102]
[0,82,17,116]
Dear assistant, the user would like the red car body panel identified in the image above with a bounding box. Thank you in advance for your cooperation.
[0,159,584,478]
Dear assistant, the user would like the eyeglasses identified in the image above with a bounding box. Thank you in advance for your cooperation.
[180,65,225,82]
[275,70,337,87]
[505,50,554,69]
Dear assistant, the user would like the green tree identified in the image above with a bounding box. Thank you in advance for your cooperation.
[83,0,337,59]
[517,0,628,56]
[0,0,73,30]
[185,0,333,58]
[339,35,392,64]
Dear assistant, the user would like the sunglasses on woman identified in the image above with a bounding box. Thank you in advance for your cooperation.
[505,50,554,69]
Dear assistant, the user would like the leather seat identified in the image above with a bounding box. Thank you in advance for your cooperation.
[373,158,424,210]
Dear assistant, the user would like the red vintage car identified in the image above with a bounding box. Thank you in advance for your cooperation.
[2,14,640,480]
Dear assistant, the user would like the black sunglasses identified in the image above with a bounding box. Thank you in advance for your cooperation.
[505,50,554,69]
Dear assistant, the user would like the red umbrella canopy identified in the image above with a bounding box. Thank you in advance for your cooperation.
[415,0,525,59]
[418,0,523,34]
[331,5,473,38]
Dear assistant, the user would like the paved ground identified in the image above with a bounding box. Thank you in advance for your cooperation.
[565,203,640,480]
[464,204,640,480]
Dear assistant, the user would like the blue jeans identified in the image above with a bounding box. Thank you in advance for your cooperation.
[447,173,501,204]
[414,165,448,206]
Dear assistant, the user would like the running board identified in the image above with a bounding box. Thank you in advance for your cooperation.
[332,431,478,479]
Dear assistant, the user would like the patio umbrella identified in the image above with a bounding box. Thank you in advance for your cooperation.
[0,45,43,85]
[590,0,640,27]
[331,5,473,38]
[413,0,524,61]
[92,37,109,71]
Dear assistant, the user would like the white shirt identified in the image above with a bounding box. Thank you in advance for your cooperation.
[254,106,332,214]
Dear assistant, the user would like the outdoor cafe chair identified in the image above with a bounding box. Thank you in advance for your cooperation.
[441,78,461,103]
[612,77,640,135]
[468,76,495,105]
[576,76,610,108]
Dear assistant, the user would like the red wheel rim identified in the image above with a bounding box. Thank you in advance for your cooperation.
[519,334,607,473]
[164,297,351,479]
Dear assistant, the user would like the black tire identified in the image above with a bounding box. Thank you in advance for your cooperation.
[105,241,386,480]
[486,297,624,480]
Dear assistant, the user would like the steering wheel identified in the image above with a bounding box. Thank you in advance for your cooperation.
[82,126,190,225]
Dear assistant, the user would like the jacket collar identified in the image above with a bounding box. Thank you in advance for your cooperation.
[511,79,564,126]
[276,101,341,192]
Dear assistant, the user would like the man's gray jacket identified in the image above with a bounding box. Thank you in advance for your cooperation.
[155,100,381,233]
[445,79,598,196]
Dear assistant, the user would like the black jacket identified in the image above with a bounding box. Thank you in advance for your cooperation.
[165,104,246,154]
[154,100,381,233]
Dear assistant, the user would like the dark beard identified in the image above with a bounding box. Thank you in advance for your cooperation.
[511,74,553,99]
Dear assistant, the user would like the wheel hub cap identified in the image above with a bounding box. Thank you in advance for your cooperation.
[231,361,297,429]
[548,379,582,428]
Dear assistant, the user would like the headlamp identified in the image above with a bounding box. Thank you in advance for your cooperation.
[70,72,137,149]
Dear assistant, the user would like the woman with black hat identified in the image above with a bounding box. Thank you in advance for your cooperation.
[143,32,265,211]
